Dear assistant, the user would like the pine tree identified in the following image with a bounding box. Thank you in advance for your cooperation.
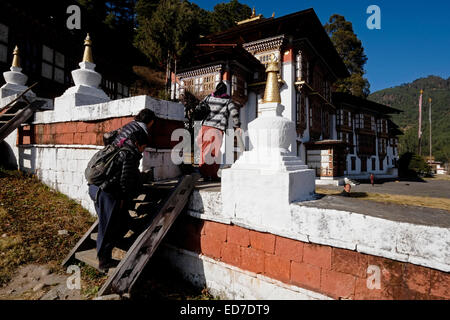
[324,14,370,98]
[134,0,205,94]
[210,0,252,33]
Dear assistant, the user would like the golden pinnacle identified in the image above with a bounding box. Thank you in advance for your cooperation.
[12,45,20,68]
[82,33,94,63]
[263,55,281,103]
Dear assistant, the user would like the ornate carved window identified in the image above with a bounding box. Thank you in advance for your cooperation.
[0,23,8,63]
[371,116,376,131]
[295,52,303,80]
[321,106,330,139]
[41,45,65,84]
[296,92,307,135]
[337,109,343,126]
[202,74,215,93]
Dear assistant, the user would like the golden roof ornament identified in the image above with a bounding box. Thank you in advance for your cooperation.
[237,7,263,25]
[11,45,20,68]
[263,54,281,103]
[82,33,94,63]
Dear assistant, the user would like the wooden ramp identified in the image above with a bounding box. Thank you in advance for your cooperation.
[0,83,46,143]
[62,173,200,297]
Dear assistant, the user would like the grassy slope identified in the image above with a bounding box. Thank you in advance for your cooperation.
[369,76,450,162]
[0,169,95,286]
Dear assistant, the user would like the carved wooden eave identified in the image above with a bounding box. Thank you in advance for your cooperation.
[293,38,341,83]
[177,64,223,79]
[243,35,286,54]
[295,81,335,109]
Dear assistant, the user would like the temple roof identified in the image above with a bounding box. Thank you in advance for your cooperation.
[202,8,349,79]
[388,119,404,136]
[177,44,265,75]
[332,92,403,115]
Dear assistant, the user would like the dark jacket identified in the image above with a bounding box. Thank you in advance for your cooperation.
[110,121,149,146]
[102,140,143,200]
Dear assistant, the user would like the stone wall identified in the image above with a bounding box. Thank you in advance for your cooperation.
[160,189,450,300]
[164,210,450,300]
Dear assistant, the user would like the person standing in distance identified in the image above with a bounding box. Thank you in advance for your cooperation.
[196,82,242,181]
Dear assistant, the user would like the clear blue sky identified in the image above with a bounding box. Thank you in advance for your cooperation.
[193,0,450,93]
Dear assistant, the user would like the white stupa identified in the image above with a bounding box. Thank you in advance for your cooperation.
[221,57,316,229]
[55,34,110,107]
[0,46,36,99]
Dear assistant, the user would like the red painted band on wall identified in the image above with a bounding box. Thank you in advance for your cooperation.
[165,215,450,300]
[18,116,185,149]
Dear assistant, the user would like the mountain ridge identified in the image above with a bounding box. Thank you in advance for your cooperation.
[369,75,450,162]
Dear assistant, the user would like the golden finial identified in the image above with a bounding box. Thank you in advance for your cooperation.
[429,97,432,103]
[12,45,20,68]
[263,54,281,103]
[272,12,275,18]
[82,33,94,63]
[420,89,424,95]
[237,7,263,25]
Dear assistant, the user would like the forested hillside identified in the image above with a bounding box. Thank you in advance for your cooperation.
[369,76,450,162]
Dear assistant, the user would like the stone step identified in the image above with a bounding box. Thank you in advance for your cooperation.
[284,166,309,171]
[283,160,306,166]
[75,249,122,273]
[90,231,137,253]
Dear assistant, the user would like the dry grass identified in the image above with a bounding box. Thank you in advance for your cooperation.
[0,168,215,300]
[0,169,96,286]
[425,175,450,182]
[316,187,450,212]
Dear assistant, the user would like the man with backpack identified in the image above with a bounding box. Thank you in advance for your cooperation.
[195,82,242,181]
[103,108,156,146]
[87,130,149,271]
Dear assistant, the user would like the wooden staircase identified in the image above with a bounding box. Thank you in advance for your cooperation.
[0,83,46,143]
[62,173,200,297]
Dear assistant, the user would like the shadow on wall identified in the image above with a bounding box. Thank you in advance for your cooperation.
[18,147,36,173]
[0,141,18,170]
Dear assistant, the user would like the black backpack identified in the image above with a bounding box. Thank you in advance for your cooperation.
[103,128,122,146]
[85,144,121,186]
[193,95,211,121]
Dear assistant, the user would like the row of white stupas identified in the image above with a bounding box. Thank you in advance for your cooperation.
[0,34,109,105]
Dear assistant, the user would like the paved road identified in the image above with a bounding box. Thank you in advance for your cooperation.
[319,179,450,199]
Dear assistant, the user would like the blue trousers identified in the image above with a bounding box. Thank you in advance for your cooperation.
[88,185,129,260]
